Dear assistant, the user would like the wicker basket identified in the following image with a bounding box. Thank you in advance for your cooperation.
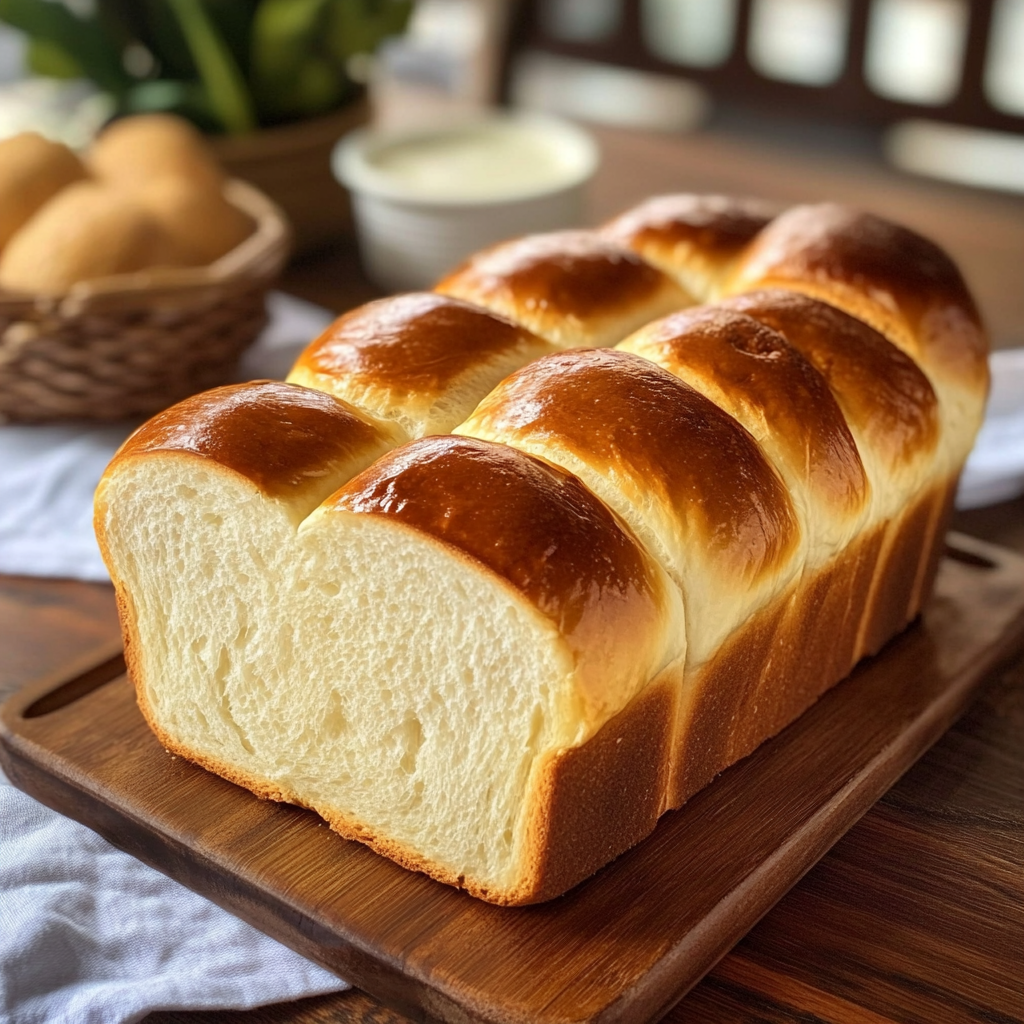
[0,180,291,424]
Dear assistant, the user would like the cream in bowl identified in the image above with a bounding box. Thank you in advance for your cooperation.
[333,113,599,291]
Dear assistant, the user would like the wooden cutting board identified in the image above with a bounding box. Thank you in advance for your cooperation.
[3,532,1024,1024]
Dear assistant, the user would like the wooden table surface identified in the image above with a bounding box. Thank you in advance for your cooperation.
[2,124,1023,1024]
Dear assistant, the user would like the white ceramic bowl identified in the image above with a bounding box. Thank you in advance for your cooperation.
[333,112,599,292]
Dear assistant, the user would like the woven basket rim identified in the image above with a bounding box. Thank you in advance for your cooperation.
[0,179,292,318]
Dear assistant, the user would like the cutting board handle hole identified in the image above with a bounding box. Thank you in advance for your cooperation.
[944,543,997,570]
[22,654,127,719]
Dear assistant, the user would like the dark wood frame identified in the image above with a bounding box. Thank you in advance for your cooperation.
[503,0,1024,134]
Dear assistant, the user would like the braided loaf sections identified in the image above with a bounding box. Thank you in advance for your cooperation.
[95,195,988,904]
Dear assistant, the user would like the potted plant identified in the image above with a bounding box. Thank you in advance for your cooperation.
[0,0,413,248]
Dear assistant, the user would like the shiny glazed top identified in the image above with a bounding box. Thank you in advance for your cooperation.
[602,194,774,263]
[722,290,940,470]
[330,435,670,676]
[114,382,391,500]
[292,293,546,395]
[436,230,678,322]
[729,204,988,389]
[461,348,799,584]
[623,307,870,520]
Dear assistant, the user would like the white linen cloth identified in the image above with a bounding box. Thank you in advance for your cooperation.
[956,347,1024,509]
[0,774,349,1024]
[0,292,347,1024]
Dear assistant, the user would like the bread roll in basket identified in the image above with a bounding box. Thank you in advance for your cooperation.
[95,195,988,905]
[0,180,289,423]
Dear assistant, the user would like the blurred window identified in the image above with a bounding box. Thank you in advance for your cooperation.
[886,119,1024,193]
[541,0,623,43]
[748,0,851,85]
[511,51,709,131]
[864,0,967,105]
[641,0,738,68]
[986,0,1024,115]
[409,0,487,54]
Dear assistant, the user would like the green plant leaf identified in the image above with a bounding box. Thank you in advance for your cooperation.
[126,1,259,86]
[0,0,132,93]
[286,53,351,117]
[250,0,331,116]
[324,0,412,62]
[26,36,82,79]
[133,0,198,79]
[165,0,256,133]
[203,0,259,76]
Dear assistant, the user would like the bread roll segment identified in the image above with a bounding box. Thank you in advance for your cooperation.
[616,306,880,799]
[96,195,989,905]
[310,441,681,905]
[723,203,988,464]
[717,290,943,660]
[455,348,800,668]
[435,229,693,348]
[286,293,557,441]
[0,183,175,295]
[723,206,987,644]
[600,193,775,301]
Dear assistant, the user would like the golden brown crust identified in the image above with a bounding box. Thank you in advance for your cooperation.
[913,477,959,616]
[329,435,665,670]
[720,290,940,470]
[857,477,958,659]
[737,531,883,752]
[601,194,775,297]
[518,670,677,903]
[112,381,396,501]
[671,529,882,805]
[461,347,799,586]
[621,306,870,520]
[671,595,791,804]
[603,194,774,255]
[727,204,989,390]
[435,230,689,345]
[291,293,546,396]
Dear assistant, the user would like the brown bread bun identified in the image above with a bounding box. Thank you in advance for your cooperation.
[0,182,175,294]
[0,132,87,253]
[87,113,225,193]
[136,176,255,266]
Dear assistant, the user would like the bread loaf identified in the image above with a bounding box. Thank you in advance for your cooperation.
[95,195,988,905]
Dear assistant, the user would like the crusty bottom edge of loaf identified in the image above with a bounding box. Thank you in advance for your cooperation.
[114,475,957,906]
